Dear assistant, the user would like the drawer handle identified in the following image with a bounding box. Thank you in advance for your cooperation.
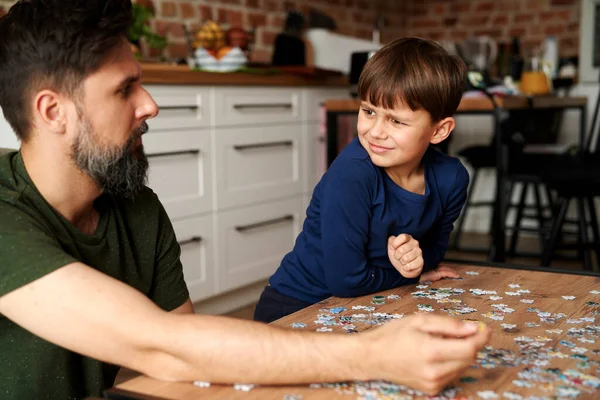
[235,215,294,233]
[159,106,199,111]
[233,103,293,110]
[233,141,293,151]
[179,236,203,246]
[149,150,200,158]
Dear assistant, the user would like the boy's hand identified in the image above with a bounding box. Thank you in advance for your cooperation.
[387,234,424,279]
[419,265,460,283]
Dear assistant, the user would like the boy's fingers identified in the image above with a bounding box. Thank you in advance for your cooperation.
[392,233,411,248]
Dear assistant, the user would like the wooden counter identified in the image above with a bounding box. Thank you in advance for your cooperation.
[114,262,600,399]
[140,63,349,87]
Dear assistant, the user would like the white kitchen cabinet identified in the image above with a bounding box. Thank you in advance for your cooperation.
[213,87,301,127]
[172,214,216,303]
[142,85,352,299]
[145,86,212,130]
[145,129,213,220]
[215,197,303,293]
[213,124,303,210]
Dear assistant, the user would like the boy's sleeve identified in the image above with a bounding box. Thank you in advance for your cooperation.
[421,162,470,271]
[320,163,418,298]
[0,202,78,297]
[148,199,190,311]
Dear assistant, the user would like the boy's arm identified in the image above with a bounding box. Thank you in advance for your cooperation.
[421,165,470,271]
[0,262,491,394]
[320,169,417,298]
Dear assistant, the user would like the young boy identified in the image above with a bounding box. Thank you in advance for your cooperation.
[254,37,469,323]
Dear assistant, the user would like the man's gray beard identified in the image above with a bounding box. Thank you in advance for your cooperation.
[71,118,149,199]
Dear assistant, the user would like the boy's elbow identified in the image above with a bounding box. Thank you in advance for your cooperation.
[328,277,370,298]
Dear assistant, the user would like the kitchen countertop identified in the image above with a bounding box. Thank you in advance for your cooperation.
[140,63,349,87]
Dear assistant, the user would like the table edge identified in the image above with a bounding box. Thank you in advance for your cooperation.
[444,258,600,277]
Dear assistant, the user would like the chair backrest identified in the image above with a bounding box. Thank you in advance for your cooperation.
[585,72,600,153]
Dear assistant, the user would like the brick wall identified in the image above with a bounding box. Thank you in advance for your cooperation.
[402,0,580,58]
[0,0,581,62]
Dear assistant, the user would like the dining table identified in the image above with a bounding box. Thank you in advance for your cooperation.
[109,260,600,400]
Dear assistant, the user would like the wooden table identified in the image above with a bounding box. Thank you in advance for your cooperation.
[324,95,588,264]
[114,262,600,399]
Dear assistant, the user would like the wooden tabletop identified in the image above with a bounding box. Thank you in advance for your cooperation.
[116,262,600,399]
[324,96,588,113]
[140,63,349,87]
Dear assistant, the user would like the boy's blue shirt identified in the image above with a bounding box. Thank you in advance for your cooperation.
[269,137,470,303]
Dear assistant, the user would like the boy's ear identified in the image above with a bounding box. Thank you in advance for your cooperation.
[429,117,455,145]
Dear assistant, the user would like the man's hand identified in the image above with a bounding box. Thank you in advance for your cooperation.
[387,234,424,278]
[362,314,492,394]
[419,265,460,283]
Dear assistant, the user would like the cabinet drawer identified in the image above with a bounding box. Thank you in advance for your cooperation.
[146,130,212,220]
[173,215,216,303]
[214,87,301,127]
[214,125,303,210]
[216,198,303,293]
[145,85,211,130]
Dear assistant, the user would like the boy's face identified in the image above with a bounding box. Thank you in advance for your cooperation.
[357,100,441,170]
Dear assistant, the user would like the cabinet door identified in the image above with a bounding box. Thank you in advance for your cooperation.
[145,129,212,221]
[214,124,303,210]
[173,215,216,303]
[302,122,327,194]
[214,87,301,127]
[216,198,303,293]
[302,88,351,122]
[144,86,212,131]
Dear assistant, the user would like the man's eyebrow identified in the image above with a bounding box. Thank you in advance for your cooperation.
[115,74,140,89]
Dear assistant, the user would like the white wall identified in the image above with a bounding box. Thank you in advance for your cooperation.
[0,108,19,150]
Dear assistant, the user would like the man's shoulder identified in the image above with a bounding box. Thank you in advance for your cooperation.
[0,151,22,205]
[110,186,162,215]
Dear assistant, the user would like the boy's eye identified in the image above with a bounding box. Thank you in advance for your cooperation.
[362,108,375,116]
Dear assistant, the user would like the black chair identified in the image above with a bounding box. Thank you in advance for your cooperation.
[452,106,555,255]
[535,86,600,270]
[540,156,600,271]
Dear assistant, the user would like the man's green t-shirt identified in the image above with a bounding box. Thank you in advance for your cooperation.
[0,152,190,399]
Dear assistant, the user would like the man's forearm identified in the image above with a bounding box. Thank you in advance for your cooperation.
[142,314,370,385]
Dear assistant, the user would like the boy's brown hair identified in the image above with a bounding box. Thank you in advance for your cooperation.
[357,36,466,123]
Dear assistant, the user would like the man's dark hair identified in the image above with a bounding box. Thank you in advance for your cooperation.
[0,0,133,141]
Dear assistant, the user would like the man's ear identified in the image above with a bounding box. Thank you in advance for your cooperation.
[429,117,456,145]
[33,90,67,135]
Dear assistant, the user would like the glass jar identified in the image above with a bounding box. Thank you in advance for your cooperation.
[520,53,551,95]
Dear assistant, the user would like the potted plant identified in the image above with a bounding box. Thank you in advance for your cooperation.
[128,2,167,57]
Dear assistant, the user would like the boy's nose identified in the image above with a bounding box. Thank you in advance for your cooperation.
[368,119,387,139]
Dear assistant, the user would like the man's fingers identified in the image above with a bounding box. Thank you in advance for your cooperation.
[416,314,481,337]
